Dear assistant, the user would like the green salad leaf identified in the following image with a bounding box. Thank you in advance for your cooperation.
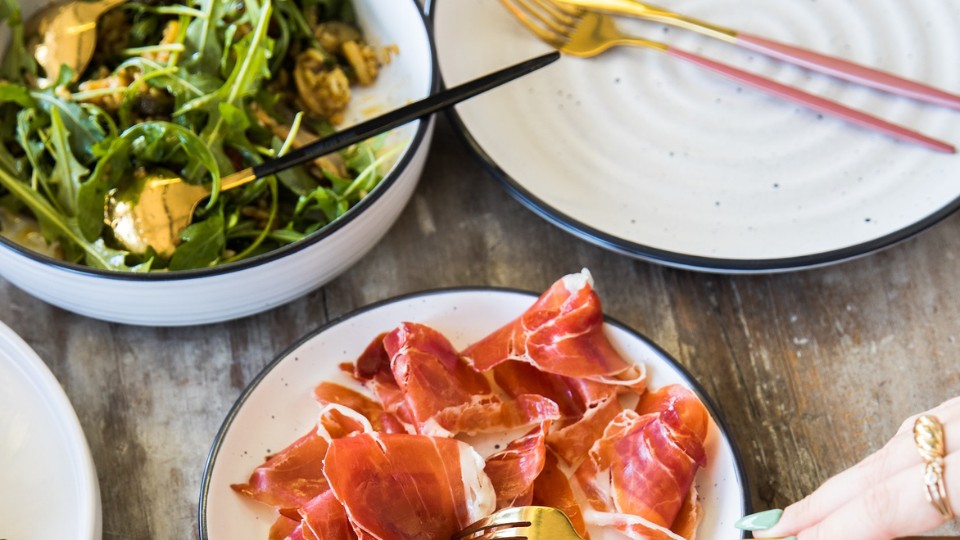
[48,108,90,217]
[168,204,224,269]
[0,0,36,80]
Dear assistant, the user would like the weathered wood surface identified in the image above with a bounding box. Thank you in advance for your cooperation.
[2,115,959,539]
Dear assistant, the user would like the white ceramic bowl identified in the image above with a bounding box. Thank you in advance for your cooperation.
[0,0,436,326]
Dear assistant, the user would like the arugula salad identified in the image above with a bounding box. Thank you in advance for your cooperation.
[0,0,397,271]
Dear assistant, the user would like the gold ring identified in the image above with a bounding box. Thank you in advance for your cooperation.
[914,414,955,520]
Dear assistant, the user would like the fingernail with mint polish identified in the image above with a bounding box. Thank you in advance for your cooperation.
[734,508,784,530]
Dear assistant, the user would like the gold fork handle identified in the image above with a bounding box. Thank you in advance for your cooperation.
[558,0,737,41]
[559,0,960,110]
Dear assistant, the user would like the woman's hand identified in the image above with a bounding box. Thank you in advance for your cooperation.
[741,396,960,540]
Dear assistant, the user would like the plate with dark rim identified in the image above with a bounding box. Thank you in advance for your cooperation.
[428,0,960,273]
[199,287,750,538]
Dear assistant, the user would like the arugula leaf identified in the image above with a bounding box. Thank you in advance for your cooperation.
[16,109,49,184]
[87,238,152,272]
[315,0,356,23]
[275,0,321,51]
[120,121,220,185]
[0,82,34,108]
[0,0,37,81]
[183,0,227,75]
[79,137,132,241]
[168,205,224,269]
[0,84,34,178]
[0,143,20,180]
[47,108,90,217]
[30,76,108,164]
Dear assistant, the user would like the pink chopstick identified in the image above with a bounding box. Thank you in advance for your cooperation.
[734,33,960,111]
[667,47,956,153]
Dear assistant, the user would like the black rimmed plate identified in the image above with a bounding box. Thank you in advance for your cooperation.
[429,0,960,272]
[199,288,750,538]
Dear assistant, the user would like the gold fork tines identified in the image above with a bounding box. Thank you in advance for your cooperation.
[501,0,666,57]
[499,0,573,48]
[454,506,583,540]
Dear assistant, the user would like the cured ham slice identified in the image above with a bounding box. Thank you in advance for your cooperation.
[483,424,548,508]
[665,486,704,540]
[269,514,300,540]
[607,412,699,525]
[323,433,495,540]
[232,404,382,512]
[462,270,643,386]
[636,385,709,446]
[285,490,357,540]
[576,385,709,537]
[355,322,560,437]
[313,381,407,434]
[532,452,589,539]
[231,428,330,510]
[547,394,623,465]
[490,359,633,465]
[345,333,408,424]
[583,510,687,540]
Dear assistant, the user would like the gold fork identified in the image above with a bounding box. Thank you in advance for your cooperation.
[453,506,583,540]
[499,0,955,153]
[560,0,960,111]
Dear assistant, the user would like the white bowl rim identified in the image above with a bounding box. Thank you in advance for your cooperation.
[196,286,753,539]
[0,0,438,282]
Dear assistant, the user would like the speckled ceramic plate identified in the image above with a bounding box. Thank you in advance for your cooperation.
[429,0,960,272]
[0,321,101,540]
[199,288,750,539]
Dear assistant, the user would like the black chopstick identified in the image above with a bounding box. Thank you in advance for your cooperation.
[252,51,561,179]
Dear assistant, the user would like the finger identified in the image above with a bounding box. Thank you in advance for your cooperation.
[756,400,960,536]
[897,396,960,435]
[758,451,960,540]
[791,452,960,540]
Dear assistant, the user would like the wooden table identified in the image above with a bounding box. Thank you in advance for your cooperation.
[2,115,959,539]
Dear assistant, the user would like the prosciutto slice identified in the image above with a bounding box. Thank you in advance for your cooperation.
[490,358,637,465]
[583,510,687,540]
[313,381,407,434]
[232,403,381,513]
[231,428,330,510]
[284,490,357,540]
[462,270,643,385]
[636,385,709,445]
[323,433,495,540]
[576,384,709,539]
[483,424,548,509]
[269,515,300,540]
[532,452,589,539]
[354,322,560,436]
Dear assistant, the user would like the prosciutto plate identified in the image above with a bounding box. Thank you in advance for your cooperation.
[199,273,749,539]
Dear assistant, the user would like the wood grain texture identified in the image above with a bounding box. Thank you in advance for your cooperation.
[1,116,959,539]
